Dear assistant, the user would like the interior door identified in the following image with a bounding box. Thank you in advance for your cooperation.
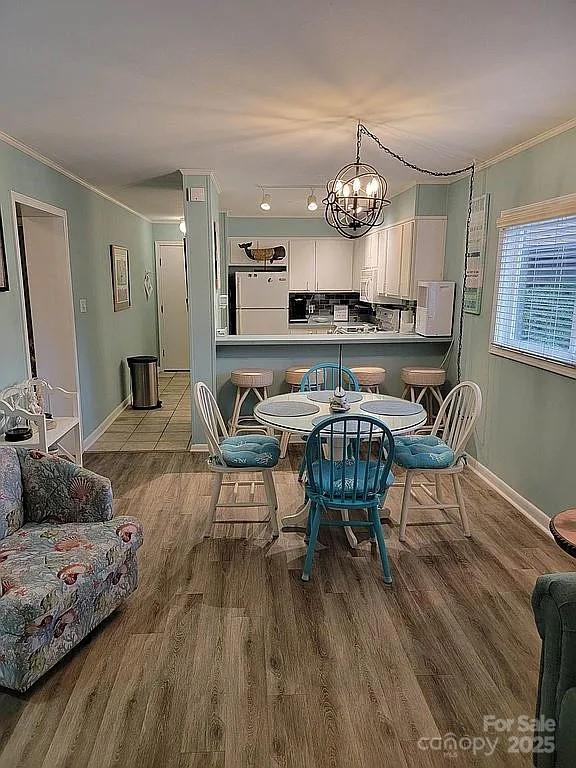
[157,242,189,370]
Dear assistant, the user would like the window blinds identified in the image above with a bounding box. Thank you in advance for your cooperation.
[492,212,576,368]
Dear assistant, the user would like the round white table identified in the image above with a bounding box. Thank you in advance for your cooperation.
[254,391,427,540]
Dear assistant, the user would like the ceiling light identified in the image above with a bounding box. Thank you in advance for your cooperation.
[306,192,318,212]
[179,219,186,234]
[260,193,271,211]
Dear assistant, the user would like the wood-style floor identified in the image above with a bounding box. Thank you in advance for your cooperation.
[0,449,573,767]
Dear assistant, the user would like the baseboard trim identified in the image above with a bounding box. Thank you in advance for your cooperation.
[83,396,131,450]
[189,443,208,452]
[467,457,551,536]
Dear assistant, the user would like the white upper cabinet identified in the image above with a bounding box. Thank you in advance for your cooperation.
[315,239,354,291]
[375,218,446,300]
[289,238,354,292]
[289,239,316,291]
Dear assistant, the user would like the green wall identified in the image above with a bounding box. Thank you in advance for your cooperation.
[224,215,335,238]
[444,128,576,516]
[152,222,184,241]
[0,140,157,438]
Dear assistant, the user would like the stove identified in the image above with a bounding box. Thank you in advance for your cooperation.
[330,324,380,334]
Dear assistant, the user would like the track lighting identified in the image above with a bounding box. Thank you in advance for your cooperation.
[307,192,318,212]
[179,219,186,234]
[260,193,271,211]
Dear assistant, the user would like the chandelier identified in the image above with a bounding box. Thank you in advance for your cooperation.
[323,126,390,239]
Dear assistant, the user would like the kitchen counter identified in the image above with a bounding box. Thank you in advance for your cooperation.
[216,332,451,345]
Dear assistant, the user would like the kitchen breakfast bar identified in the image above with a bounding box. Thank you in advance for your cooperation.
[215,332,451,422]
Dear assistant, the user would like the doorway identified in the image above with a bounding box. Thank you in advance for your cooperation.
[155,241,189,371]
[11,192,80,421]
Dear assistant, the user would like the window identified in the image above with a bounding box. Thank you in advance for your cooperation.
[491,195,576,377]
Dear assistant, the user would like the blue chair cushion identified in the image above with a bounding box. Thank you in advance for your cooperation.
[219,435,280,468]
[309,459,394,498]
[394,434,455,470]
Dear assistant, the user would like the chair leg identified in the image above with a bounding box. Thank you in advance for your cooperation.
[399,471,413,542]
[301,503,321,582]
[369,506,392,584]
[205,473,223,538]
[280,431,290,458]
[262,470,279,538]
[298,454,306,483]
[435,473,443,503]
[453,473,471,537]
[229,387,242,436]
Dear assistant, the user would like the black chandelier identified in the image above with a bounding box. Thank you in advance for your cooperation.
[323,123,474,240]
[323,122,476,384]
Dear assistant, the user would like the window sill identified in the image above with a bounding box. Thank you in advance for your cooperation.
[489,344,576,379]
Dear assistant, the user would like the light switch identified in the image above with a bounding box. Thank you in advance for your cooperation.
[79,299,88,313]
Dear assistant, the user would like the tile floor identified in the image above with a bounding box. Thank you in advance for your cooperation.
[86,372,192,452]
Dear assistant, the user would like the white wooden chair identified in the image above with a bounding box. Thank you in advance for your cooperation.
[194,381,279,539]
[394,381,482,541]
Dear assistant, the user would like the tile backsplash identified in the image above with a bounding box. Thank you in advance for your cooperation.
[291,292,372,321]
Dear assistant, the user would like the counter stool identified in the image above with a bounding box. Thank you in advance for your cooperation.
[351,366,386,394]
[229,368,274,436]
[285,366,310,392]
[401,366,446,424]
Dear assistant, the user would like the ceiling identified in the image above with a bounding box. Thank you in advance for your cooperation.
[1,0,575,220]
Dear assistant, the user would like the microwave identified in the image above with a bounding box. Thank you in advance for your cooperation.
[415,281,455,336]
[360,267,378,304]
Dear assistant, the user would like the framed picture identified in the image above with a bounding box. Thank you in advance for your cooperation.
[0,211,8,292]
[464,194,490,315]
[110,244,131,311]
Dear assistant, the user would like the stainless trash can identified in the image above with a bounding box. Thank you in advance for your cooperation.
[127,356,162,409]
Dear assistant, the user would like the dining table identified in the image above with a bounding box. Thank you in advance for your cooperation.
[253,390,427,545]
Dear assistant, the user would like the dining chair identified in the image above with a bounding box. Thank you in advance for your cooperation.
[194,382,280,539]
[301,414,395,583]
[296,362,361,482]
[393,381,482,541]
[300,363,360,393]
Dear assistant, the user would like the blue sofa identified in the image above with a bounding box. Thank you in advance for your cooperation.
[0,447,143,691]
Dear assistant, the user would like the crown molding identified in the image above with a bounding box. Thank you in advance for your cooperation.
[477,117,576,170]
[179,169,221,194]
[0,130,151,222]
[149,217,183,224]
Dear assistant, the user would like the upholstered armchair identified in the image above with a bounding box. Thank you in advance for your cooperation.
[532,573,576,767]
[0,447,143,691]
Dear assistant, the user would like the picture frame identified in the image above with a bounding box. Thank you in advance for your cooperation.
[110,244,131,311]
[0,210,8,292]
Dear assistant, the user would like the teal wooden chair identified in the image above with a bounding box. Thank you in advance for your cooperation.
[301,414,395,583]
[299,362,360,393]
[297,363,360,481]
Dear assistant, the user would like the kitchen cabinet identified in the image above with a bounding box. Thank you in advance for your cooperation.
[315,239,353,291]
[377,218,445,300]
[289,239,316,291]
[289,238,354,293]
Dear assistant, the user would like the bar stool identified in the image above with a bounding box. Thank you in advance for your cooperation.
[229,368,274,435]
[351,366,386,394]
[401,366,446,424]
[285,366,310,392]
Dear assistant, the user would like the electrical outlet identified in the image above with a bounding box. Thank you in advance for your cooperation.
[79,299,88,313]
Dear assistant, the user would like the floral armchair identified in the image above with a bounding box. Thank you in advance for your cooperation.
[0,447,143,691]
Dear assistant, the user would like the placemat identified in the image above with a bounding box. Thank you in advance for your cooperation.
[257,401,320,417]
[306,390,363,403]
[360,400,424,416]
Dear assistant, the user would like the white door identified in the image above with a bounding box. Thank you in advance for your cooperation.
[237,273,288,308]
[237,308,288,334]
[315,239,354,291]
[384,224,403,296]
[289,239,316,291]
[156,242,189,370]
[399,220,414,299]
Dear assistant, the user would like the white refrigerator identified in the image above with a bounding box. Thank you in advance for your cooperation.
[236,272,289,334]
